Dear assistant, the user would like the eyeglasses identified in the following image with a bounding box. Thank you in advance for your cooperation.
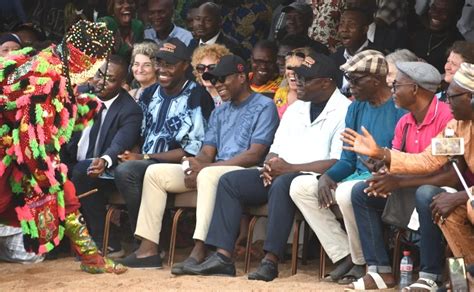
[294,73,325,85]
[209,75,230,86]
[446,91,471,100]
[391,80,417,93]
[285,51,305,59]
[343,73,370,86]
[196,63,216,74]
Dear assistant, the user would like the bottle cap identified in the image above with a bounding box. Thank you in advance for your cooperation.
[403,251,410,256]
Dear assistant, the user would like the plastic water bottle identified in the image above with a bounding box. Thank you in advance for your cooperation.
[399,250,413,290]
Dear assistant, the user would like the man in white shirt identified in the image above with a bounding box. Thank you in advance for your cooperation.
[182,52,351,281]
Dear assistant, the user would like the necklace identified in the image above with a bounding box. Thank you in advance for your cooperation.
[427,33,448,56]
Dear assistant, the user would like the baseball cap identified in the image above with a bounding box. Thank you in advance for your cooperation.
[289,52,339,80]
[156,37,191,64]
[282,3,313,17]
[202,54,247,81]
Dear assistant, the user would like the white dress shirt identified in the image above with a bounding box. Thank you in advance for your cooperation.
[269,89,351,164]
[199,32,220,46]
[76,94,119,168]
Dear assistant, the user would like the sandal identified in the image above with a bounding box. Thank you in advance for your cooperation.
[402,278,438,291]
[345,272,396,291]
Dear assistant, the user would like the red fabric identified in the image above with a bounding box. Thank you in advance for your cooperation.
[64,180,81,214]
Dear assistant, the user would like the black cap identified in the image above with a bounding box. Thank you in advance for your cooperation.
[156,37,191,64]
[0,33,21,46]
[290,52,339,80]
[202,54,247,80]
[281,3,312,16]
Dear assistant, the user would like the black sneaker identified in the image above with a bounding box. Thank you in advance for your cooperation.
[247,259,278,282]
[171,257,199,275]
[118,253,162,269]
[182,253,236,276]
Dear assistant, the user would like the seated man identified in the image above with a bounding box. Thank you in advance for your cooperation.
[341,62,474,290]
[63,55,143,252]
[293,50,406,283]
[119,54,280,268]
[348,62,456,290]
[114,37,214,236]
[249,40,283,99]
[183,53,351,280]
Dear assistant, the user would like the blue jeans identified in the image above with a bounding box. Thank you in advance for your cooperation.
[415,185,445,281]
[351,181,392,273]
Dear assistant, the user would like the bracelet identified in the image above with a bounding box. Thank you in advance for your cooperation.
[381,147,389,162]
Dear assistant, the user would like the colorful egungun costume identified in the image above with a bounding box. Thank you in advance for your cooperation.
[0,20,126,274]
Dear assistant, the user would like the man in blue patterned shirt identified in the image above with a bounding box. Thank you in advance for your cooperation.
[114,38,214,245]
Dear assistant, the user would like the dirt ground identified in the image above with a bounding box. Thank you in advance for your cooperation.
[0,250,362,291]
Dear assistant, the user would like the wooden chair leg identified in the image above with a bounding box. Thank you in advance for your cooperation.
[244,216,259,273]
[319,244,327,280]
[291,220,303,275]
[392,229,403,283]
[102,206,116,258]
[168,208,185,267]
[302,221,311,265]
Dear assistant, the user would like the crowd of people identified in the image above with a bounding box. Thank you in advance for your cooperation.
[1,0,474,290]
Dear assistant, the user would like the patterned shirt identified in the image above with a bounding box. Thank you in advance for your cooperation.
[309,0,345,53]
[139,81,214,155]
[204,93,279,162]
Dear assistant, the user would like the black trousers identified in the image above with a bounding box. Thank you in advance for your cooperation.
[205,169,304,259]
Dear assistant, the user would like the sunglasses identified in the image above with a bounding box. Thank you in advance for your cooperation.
[446,91,471,100]
[209,75,229,86]
[196,63,216,74]
[343,73,370,86]
[286,51,306,59]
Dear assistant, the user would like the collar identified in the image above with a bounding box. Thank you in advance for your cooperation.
[153,24,176,41]
[367,22,376,43]
[101,93,119,109]
[343,39,369,60]
[404,96,441,129]
[200,32,220,45]
[298,88,347,124]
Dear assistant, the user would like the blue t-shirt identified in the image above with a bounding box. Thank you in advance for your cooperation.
[325,97,406,182]
[203,93,279,162]
[139,81,214,155]
[144,24,193,46]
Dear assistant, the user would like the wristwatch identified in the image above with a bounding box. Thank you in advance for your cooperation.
[143,154,150,160]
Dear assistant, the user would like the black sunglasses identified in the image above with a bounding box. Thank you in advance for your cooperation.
[343,73,370,85]
[196,63,216,74]
[210,75,229,86]
[446,91,471,100]
[286,51,306,59]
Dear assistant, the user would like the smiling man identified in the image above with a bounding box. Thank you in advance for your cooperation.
[144,0,193,46]
[119,54,279,269]
[189,2,243,58]
[250,40,283,99]
[113,37,214,243]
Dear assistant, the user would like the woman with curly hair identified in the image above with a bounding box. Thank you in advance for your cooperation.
[191,43,230,107]
[273,47,312,118]
[129,41,159,101]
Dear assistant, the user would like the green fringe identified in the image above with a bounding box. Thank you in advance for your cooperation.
[45,242,54,252]
[52,136,60,151]
[2,155,12,167]
[58,225,65,241]
[35,59,49,74]
[76,104,90,116]
[10,81,21,92]
[29,140,40,158]
[20,220,30,235]
[52,98,63,112]
[28,219,39,238]
[10,179,22,194]
[6,101,17,110]
[36,77,51,85]
[35,104,44,125]
[49,184,61,194]
[0,124,10,136]
[57,190,65,207]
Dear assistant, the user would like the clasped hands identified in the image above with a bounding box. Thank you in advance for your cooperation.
[259,157,291,187]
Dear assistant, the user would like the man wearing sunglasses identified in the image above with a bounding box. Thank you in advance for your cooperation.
[120,54,279,269]
[309,50,406,284]
[113,38,215,262]
[183,52,351,281]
